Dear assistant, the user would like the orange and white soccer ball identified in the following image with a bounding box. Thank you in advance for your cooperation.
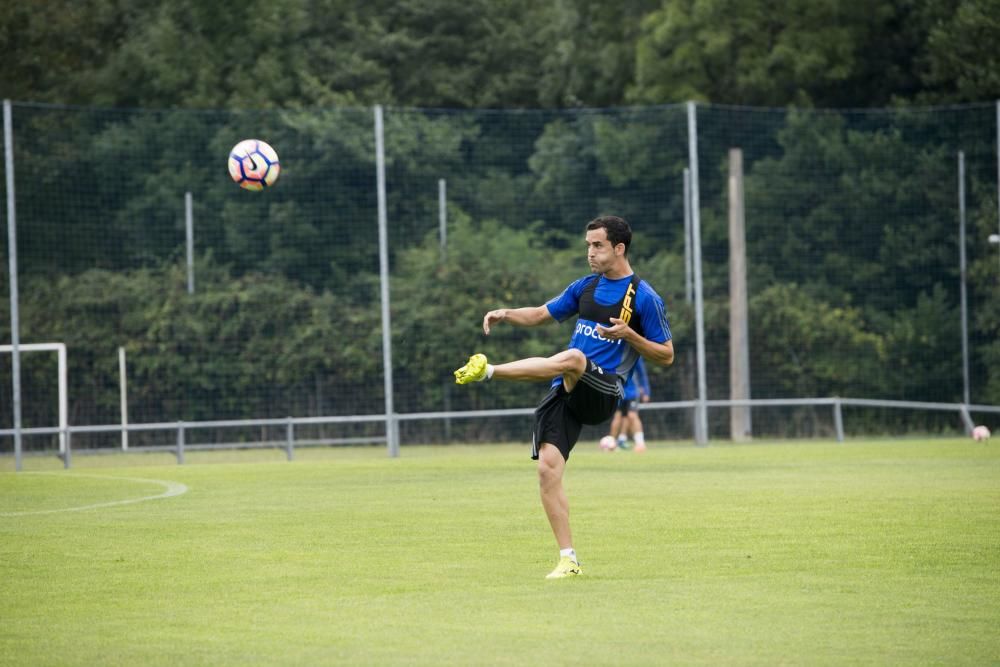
[599,435,617,451]
[971,425,991,442]
[228,139,280,190]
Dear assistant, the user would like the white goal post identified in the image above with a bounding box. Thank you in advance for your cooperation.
[0,343,67,453]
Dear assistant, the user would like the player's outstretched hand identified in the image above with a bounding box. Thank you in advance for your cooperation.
[483,309,506,335]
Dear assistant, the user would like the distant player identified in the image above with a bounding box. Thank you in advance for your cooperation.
[607,356,651,452]
[454,215,673,579]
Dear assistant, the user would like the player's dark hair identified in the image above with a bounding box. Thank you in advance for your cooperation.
[586,215,632,255]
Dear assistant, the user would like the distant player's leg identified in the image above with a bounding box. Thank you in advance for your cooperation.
[615,403,631,449]
[630,411,647,452]
[607,410,625,450]
[538,443,582,579]
[609,410,623,438]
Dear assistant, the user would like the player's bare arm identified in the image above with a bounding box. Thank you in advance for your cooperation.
[483,305,553,335]
[597,317,674,366]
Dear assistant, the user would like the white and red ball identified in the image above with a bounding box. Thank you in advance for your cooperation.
[599,435,617,451]
[228,139,280,190]
[972,425,991,442]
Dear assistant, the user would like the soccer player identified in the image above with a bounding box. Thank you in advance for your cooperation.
[607,356,651,452]
[454,215,673,579]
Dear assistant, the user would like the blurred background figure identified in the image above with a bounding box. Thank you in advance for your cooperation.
[606,357,651,452]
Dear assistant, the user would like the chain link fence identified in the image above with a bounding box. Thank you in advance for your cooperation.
[1,101,998,459]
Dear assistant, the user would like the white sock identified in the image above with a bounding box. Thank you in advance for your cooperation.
[634,432,645,447]
[560,548,577,563]
[617,434,627,446]
[485,364,495,380]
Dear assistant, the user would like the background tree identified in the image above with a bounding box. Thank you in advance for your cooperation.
[920,0,1000,103]
[629,0,950,107]
[3,0,998,109]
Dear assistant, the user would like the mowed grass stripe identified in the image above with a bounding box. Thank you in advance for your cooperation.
[1,439,997,666]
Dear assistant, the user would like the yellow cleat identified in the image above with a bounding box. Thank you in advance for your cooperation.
[454,353,489,384]
[545,556,583,579]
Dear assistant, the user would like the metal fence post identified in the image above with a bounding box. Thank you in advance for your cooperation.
[4,100,23,471]
[185,191,195,294]
[62,426,72,469]
[687,101,709,445]
[439,178,452,443]
[285,418,295,461]
[958,151,971,406]
[119,346,129,451]
[996,100,1000,274]
[176,422,185,464]
[958,405,975,435]
[833,398,844,443]
[374,104,399,458]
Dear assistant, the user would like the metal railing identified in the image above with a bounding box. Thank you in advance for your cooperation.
[3,397,998,469]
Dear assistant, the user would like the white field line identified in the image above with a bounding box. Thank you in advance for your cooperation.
[0,472,188,517]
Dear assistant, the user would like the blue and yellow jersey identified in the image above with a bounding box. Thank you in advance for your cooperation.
[545,273,670,388]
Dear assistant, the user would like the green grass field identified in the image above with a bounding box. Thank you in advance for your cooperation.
[1,438,998,666]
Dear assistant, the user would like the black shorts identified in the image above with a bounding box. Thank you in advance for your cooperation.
[618,398,639,416]
[531,359,621,461]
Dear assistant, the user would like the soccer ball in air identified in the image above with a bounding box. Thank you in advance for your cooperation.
[228,139,280,190]
[599,435,617,451]
[971,425,991,442]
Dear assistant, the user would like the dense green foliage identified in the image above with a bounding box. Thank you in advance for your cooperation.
[0,1,998,442]
[3,0,998,109]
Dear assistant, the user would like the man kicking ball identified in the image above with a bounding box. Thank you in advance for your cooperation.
[454,215,673,579]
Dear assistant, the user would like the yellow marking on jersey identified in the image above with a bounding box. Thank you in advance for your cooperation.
[619,282,636,324]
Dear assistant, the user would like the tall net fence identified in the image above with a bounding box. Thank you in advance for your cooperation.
[0,101,997,452]
[697,104,999,437]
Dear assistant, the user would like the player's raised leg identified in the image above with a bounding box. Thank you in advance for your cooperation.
[454,349,587,387]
